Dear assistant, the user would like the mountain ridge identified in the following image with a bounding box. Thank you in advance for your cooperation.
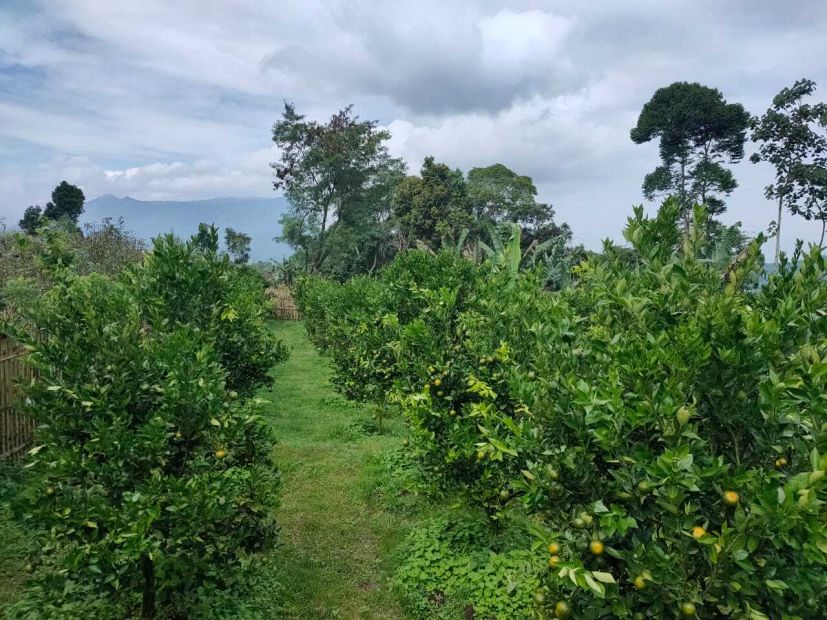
[82,194,292,262]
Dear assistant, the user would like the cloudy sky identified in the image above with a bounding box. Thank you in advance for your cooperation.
[1,0,826,250]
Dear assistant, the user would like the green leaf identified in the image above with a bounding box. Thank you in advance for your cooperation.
[591,571,616,583]
[583,572,606,597]
[764,579,789,591]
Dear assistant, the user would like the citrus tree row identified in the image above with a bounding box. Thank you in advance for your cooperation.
[4,226,287,619]
[295,201,827,619]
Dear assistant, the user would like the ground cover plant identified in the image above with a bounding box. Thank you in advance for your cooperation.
[296,199,827,619]
[2,228,286,619]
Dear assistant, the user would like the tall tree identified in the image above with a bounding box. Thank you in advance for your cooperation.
[43,181,85,223]
[271,103,405,276]
[630,82,750,227]
[19,205,43,234]
[466,163,571,249]
[751,79,827,259]
[392,156,472,250]
[792,163,827,248]
[225,227,252,264]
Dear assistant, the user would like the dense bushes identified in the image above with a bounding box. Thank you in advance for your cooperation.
[296,250,480,403]
[5,228,285,619]
[296,201,827,618]
[0,218,144,320]
[130,227,288,395]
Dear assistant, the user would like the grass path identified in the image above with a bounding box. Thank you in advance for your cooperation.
[259,321,416,619]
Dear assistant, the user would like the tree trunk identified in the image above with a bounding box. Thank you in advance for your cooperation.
[679,158,690,232]
[141,553,155,619]
[819,218,826,250]
[775,196,783,264]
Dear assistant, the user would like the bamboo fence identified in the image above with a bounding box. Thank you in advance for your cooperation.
[268,286,302,320]
[0,333,35,460]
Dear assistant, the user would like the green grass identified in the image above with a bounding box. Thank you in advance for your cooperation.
[248,320,426,619]
[0,464,32,614]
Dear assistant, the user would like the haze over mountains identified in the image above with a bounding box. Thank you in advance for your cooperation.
[82,195,291,262]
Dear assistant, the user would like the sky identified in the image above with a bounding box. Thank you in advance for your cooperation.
[1,0,826,251]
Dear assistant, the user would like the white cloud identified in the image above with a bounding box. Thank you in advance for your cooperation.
[479,9,573,73]
[1,0,826,252]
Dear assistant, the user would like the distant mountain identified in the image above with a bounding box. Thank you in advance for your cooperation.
[83,195,291,262]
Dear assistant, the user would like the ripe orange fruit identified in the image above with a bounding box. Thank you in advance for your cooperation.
[691,526,707,540]
[433,378,442,387]
[775,457,787,467]
[554,600,572,619]
[215,449,226,459]
[547,542,561,555]
[680,601,696,617]
[722,490,739,506]
[633,575,646,590]
[548,554,560,568]
[589,540,605,556]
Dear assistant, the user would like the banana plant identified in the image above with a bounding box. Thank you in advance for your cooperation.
[479,222,571,288]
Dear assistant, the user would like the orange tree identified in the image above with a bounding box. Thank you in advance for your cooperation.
[130,226,287,396]
[400,203,827,617]
[299,200,827,618]
[513,205,827,618]
[294,250,480,406]
[5,231,283,619]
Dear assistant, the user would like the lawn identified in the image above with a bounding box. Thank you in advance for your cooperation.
[229,320,426,619]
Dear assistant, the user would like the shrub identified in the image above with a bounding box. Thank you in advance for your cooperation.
[294,250,480,404]
[6,231,283,618]
[0,218,144,321]
[129,226,287,395]
[514,207,827,618]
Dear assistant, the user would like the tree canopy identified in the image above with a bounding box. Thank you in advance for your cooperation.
[18,205,43,234]
[391,156,473,250]
[631,82,750,225]
[43,180,85,223]
[225,227,252,264]
[467,163,571,250]
[751,79,827,255]
[271,103,405,278]
[18,181,85,234]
